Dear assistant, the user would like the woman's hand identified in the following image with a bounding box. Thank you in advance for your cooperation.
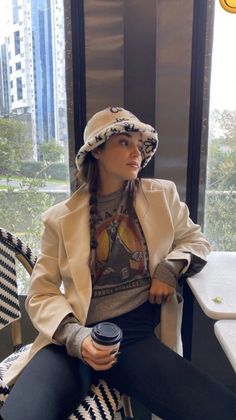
[81,335,117,370]
[148,277,175,304]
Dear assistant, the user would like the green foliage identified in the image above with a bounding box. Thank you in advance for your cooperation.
[205,110,236,251]
[0,178,55,293]
[40,139,64,163]
[210,109,236,145]
[0,138,20,177]
[0,119,68,293]
[0,117,33,183]
[17,160,68,180]
[18,160,45,178]
[0,117,33,161]
[207,138,236,190]
[5,160,69,181]
[204,189,236,251]
[0,178,53,248]
[43,162,68,180]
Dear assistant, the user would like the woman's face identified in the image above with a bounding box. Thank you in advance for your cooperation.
[92,132,143,195]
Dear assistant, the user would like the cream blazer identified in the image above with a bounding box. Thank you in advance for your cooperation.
[5,178,210,385]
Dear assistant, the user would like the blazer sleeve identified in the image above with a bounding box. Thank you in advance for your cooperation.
[163,181,211,273]
[25,213,76,341]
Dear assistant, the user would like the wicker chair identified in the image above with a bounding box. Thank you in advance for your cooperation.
[0,227,133,419]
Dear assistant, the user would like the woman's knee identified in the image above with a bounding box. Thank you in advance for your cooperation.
[1,345,92,420]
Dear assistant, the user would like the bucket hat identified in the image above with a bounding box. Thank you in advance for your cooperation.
[76,106,158,169]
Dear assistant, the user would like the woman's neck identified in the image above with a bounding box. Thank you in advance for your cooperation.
[97,181,126,196]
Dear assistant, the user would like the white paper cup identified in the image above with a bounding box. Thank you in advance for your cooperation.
[91,322,123,352]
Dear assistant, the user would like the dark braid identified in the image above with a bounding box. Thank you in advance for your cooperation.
[88,180,98,283]
[127,178,140,217]
[77,151,102,283]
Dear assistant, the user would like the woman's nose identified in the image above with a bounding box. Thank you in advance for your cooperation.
[131,145,141,156]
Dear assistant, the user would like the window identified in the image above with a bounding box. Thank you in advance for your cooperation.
[13,0,19,24]
[16,77,22,99]
[0,0,69,294]
[14,30,20,55]
[204,1,236,251]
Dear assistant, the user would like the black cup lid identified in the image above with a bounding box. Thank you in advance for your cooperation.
[91,322,123,346]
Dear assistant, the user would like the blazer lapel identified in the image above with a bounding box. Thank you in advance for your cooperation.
[59,191,92,307]
[135,188,173,275]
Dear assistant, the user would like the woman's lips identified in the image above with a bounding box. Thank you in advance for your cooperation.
[127,162,140,169]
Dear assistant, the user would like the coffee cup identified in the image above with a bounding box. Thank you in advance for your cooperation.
[91,322,123,352]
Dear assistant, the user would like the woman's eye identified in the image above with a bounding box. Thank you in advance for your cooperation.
[119,139,128,146]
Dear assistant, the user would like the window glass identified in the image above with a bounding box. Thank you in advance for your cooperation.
[204,1,236,251]
[12,0,19,24]
[16,76,22,99]
[0,0,70,294]
[14,30,20,54]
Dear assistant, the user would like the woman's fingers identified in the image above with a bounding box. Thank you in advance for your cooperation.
[81,335,117,370]
[148,293,155,304]
[166,293,174,303]
[149,277,175,304]
[83,357,117,371]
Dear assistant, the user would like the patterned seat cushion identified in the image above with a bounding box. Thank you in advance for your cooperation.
[0,227,37,331]
[0,345,121,419]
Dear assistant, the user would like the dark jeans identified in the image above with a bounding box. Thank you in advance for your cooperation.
[1,302,236,420]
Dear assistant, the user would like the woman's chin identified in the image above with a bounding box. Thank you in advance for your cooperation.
[125,174,138,181]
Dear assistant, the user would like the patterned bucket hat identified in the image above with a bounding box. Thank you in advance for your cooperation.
[76,107,158,169]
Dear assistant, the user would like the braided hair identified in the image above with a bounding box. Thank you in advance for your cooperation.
[77,152,99,282]
[77,148,140,283]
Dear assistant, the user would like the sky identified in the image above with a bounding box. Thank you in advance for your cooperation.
[0,0,11,43]
[0,0,235,111]
[210,1,236,111]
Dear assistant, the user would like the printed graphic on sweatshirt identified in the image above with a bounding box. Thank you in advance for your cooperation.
[93,209,150,298]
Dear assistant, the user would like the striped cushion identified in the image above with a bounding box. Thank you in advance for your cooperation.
[0,228,37,269]
[0,228,37,330]
[69,380,120,420]
[0,238,20,329]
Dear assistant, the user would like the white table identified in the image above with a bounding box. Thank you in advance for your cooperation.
[187,251,236,320]
[214,320,236,373]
